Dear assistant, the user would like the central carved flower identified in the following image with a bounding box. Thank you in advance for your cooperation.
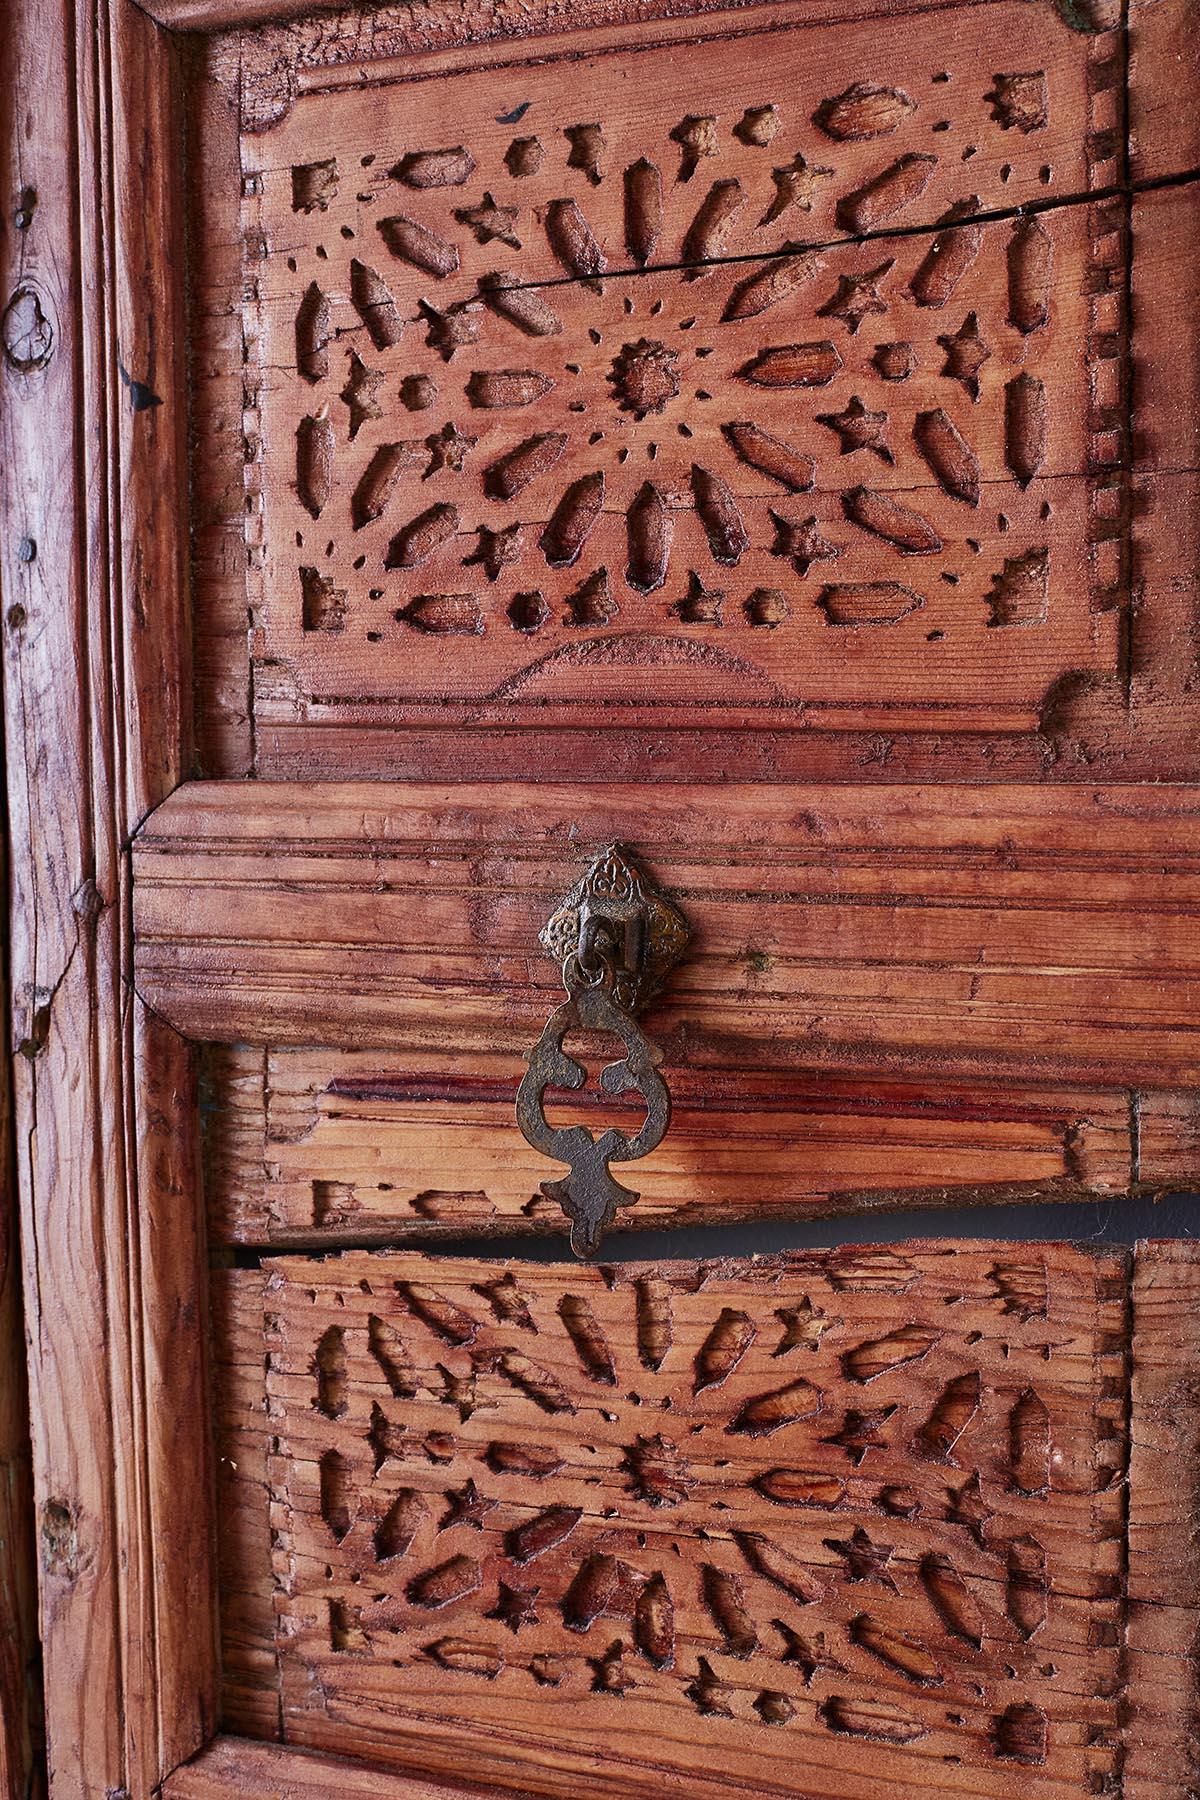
[609,338,682,418]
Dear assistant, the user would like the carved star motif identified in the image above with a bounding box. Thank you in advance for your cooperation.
[821,1404,897,1465]
[775,1620,847,1687]
[489,1580,540,1634]
[674,570,725,624]
[817,395,894,463]
[769,510,843,577]
[435,1362,485,1423]
[455,192,521,248]
[774,1297,831,1355]
[439,1477,497,1531]
[761,153,835,224]
[424,421,477,476]
[590,1639,636,1694]
[419,298,482,361]
[823,1524,898,1590]
[938,311,992,400]
[464,523,524,583]
[818,259,894,334]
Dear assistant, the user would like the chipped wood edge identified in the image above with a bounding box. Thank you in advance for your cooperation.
[0,0,211,1793]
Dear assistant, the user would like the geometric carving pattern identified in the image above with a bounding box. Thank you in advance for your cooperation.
[257,1245,1128,1797]
[237,6,1126,740]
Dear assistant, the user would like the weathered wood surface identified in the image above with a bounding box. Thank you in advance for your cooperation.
[0,0,212,1793]
[203,1044,1149,1244]
[210,1240,1200,1798]
[165,1735,502,1799]
[134,781,1200,1089]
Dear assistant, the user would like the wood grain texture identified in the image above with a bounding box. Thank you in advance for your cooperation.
[1129,0,1200,184]
[201,1045,1142,1245]
[165,1734,504,1799]
[133,781,1200,1088]
[0,0,211,1792]
[213,1242,1139,1798]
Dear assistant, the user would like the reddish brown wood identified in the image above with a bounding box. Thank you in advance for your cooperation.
[166,1735,503,1799]
[1129,0,1200,184]
[210,1241,1156,1799]
[202,1045,1141,1244]
[132,780,1200,1090]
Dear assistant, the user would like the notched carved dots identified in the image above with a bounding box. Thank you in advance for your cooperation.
[374,1487,429,1561]
[408,1553,482,1608]
[913,408,980,505]
[479,271,562,337]
[815,82,917,141]
[722,422,813,493]
[844,488,942,554]
[398,1280,479,1344]
[541,473,605,568]
[423,1637,504,1677]
[701,1565,757,1659]
[313,1323,347,1417]
[681,179,744,265]
[820,1697,928,1744]
[494,1348,576,1414]
[300,567,346,633]
[292,158,338,213]
[816,582,923,626]
[752,1469,847,1509]
[986,547,1049,627]
[507,1505,583,1564]
[295,282,330,383]
[993,1701,1048,1764]
[349,260,403,349]
[694,1307,756,1392]
[565,568,618,627]
[837,153,937,235]
[559,1293,617,1385]
[377,214,460,278]
[1005,373,1047,487]
[735,1529,822,1605]
[1009,1387,1051,1494]
[691,466,749,567]
[385,503,460,571]
[545,198,606,281]
[624,159,663,266]
[1007,1534,1048,1639]
[565,123,606,186]
[987,72,1049,135]
[391,146,476,188]
[296,412,333,519]
[671,115,718,183]
[722,253,821,324]
[635,1276,672,1371]
[318,1447,356,1543]
[738,342,842,388]
[920,1550,983,1648]
[466,368,555,410]
[626,483,672,594]
[851,1615,942,1686]
[1008,216,1052,334]
[915,1370,981,1462]
[486,432,568,501]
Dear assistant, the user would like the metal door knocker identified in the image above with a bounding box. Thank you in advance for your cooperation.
[516,845,691,1258]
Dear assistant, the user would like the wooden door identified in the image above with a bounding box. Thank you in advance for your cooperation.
[3,0,1200,1795]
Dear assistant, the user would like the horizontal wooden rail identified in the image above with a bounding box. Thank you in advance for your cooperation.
[132,782,1200,1089]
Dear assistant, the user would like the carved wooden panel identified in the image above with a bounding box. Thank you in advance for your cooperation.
[202,1045,1150,1244]
[184,0,1161,779]
[219,1243,1137,1797]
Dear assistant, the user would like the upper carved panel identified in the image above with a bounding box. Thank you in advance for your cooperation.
[223,2,1126,758]
[255,1244,1127,1798]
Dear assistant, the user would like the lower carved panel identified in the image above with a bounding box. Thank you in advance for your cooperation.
[229,1244,1135,1797]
